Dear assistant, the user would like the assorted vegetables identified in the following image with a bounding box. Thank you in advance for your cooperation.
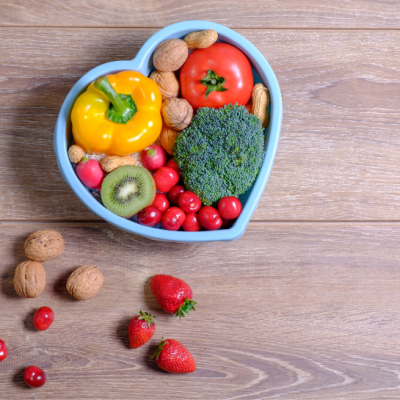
[68,28,271,232]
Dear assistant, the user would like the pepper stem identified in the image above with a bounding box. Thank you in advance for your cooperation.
[94,76,137,124]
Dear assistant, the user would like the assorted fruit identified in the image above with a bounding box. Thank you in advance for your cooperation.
[68,28,271,233]
[1,231,198,388]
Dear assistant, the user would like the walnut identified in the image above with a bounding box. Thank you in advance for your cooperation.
[25,230,65,262]
[149,70,179,101]
[153,39,188,72]
[160,124,179,155]
[66,265,104,301]
[14,261,46,298]
[161,98,193,131]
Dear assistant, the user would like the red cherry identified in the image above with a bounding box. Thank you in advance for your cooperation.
[161,207,186,231]
[0,340,8,362]
[182,213,201,231]
[151,193,169,213]
[198,206,223,230]
[178,191,201,213]
[218,197,242,220]
[33,307,54,331]
[140,145,167,171]
[165,159,182,177]
[23,366,46,388]
[137,206,162,227]
[76,157,104,189]
[153,167,179,192]
[168,185,185,206]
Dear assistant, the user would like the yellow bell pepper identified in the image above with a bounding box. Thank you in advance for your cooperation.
[71,71,162,156]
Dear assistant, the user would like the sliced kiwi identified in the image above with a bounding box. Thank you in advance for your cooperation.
[101,165,155,218]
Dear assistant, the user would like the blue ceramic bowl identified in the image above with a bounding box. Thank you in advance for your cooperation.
[54,21,282,242]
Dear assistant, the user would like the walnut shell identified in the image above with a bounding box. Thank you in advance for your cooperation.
[66,265,104,301]
[161,124,179,155]
[25,230,65,262]
[153,39,188,72]
[149,70,179,101]
[14,261,46,298]
[161,98,193,131]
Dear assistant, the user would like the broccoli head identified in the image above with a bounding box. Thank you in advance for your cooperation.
[174,104,265,206]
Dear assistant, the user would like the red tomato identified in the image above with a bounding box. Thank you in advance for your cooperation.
[165,159,182,177]
[182,213,201,232]
[33,307,54,331]
[0,340,7,362]
[178,191,201,213]
[198,206,223,230]
[140,145,166,171]
[161,207,186,231]
[180,43,253,110]
[137,206,162,227]
[154,167,179,192]
[151,193,169,213]
[168,185,186,206]
[218,197,242,220]
[23,366,46,388]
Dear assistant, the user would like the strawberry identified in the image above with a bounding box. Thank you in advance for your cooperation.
[150,274,197,318]
[152,338,196,373]
[128,311,156,349]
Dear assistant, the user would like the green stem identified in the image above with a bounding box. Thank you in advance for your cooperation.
[200,70,228,99]
[94,76,137,124]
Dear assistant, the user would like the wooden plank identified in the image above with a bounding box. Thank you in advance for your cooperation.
[0,0,400,28]
[1,28,400,221]
[1,222,400,399]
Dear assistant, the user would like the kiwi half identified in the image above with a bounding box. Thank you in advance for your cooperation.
[101,165,155,218]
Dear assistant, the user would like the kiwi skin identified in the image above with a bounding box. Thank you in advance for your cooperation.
[100,165,156,218]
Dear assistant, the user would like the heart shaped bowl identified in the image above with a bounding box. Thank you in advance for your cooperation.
[54,20,282,242]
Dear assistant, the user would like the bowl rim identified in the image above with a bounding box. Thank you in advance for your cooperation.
[54,20,283,242]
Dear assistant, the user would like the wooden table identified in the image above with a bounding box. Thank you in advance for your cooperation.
[1,1,400,399]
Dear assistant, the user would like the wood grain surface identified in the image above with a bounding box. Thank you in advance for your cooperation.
[0,28,400,221]
[1,1,399,399]
[1,0,400,28]
[1,222,400,399]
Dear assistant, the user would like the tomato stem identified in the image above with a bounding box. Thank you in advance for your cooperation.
[200,70,228,99]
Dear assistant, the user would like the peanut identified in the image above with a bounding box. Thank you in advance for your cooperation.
[184,29,218,49]
[100,155,137,173]
[68,145,85,163]
[251,83,270,127]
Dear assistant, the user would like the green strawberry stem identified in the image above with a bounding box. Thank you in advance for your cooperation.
[175,298,197,319]
[151,337,166,360]
[137,310,156,328]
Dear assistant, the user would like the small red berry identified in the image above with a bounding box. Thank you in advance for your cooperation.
[154,167,179,193]
[161,207,186,231]
[198,206,223,230]
[178,191,201,213]
[0,340,7,362]
[140,145,167,171]
[182,213,201,231]
[23,366,46,388]
[33,307,54,331]
[137,206,162,227]
[168,185,185,206]
[151,193,170,213]
[76,157,104,189]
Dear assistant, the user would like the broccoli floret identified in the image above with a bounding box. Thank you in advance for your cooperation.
[174,104,265,206]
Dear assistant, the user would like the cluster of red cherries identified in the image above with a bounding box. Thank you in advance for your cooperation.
[139,144,242,231]
[0,307,53,388]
